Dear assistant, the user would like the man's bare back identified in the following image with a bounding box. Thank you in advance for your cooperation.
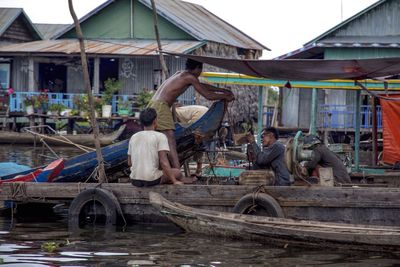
[152,71,194,107]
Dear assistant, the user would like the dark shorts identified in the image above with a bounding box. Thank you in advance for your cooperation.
[131,177,161,187]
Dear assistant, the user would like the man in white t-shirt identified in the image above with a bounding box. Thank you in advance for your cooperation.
[127,108,183,186]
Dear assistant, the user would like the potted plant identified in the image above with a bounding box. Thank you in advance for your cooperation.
[38,89,49,113]
[102,78,121,118]
[48,103,66,116]
[23,95,36,115]
[118,99,132,117]
[73,94,89,117]
[134,89,154,117]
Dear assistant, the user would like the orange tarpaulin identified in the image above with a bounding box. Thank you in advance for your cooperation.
[380,94,400,164]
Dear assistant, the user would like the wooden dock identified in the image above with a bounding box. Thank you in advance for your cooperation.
[1,183,400,226]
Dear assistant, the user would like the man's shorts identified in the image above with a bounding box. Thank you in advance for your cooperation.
[147,100,175,131]
[131,177,161,187]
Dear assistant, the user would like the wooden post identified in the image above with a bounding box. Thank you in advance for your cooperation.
[93,57,100,94]
[68,0,107,183]
[354,90,361,172]
[309,88,317,135]
[28,58,34,92]
[371,96,378,166]
[150,0,169,82]
[257,86,263,144]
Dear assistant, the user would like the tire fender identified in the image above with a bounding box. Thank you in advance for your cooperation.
[68,188,121,230]
[232,193,284,217]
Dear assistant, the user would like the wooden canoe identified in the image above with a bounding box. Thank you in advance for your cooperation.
[0,125,125,147]
[149,192,400,251]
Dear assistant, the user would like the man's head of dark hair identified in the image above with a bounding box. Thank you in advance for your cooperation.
[185,59,203,71]
[263,127,279,139]
[139,108,157,127]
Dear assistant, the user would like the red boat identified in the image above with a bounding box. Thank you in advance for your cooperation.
[0,158,65,185]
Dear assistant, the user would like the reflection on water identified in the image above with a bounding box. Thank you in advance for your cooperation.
[0,144,83,167]
[0,217,399,266]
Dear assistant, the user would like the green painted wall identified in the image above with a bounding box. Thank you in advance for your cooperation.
[132,1,193,39]
[325,48,400,59]
[61,0,194,40]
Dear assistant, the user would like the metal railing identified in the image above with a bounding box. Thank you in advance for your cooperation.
[9,92,195,114]
[319,104,382,129]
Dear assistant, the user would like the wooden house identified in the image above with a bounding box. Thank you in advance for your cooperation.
[277,0,400,132]
[0,0,267,123]
[0,8,42,90]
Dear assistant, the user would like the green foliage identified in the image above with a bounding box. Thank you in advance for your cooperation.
[48,103,66,113]
[267,89,278,106]
[118,99,131,110]
[73,94,89,111]
[41,242,59,253]
[102,78,121,105]
[136,89,154,109]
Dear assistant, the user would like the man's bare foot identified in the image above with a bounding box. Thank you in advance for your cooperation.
[173,180,184,185]
[182,177,197,184]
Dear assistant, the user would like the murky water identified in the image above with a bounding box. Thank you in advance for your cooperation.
[1,217,400,266]
[1,145,400,266]
[0,144,82,167]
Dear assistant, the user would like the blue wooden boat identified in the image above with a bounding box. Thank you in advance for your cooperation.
[1,100,226,183]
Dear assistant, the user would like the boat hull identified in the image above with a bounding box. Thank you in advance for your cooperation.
[149,192,400,251]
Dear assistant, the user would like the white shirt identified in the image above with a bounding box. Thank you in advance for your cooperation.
[127,130,169,181]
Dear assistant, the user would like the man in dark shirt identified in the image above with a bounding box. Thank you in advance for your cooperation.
[246,127,291,186]
[303,135,351,184]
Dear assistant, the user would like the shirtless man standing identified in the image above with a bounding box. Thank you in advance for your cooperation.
[148,59,235,168]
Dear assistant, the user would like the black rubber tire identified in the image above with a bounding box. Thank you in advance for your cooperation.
[232,193,284,217]
[68,188,120,230]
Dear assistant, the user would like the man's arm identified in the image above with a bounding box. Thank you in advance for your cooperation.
[304,149,322,170]
[250,142,282,166]
[188,76,234,101]
[159,150,179,183]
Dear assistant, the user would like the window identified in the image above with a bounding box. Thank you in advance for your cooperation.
[0,63,10,89]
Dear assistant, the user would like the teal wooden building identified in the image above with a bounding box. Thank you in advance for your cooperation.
[278,0,400,132]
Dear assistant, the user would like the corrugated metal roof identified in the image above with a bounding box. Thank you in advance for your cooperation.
[0,8,42,40]
[54,0,268,51]
[305,0,387,46]
[0,39,205,56]
[34,24,69,39]
[139,0,268,50]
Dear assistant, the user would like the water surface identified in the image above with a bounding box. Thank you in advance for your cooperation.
[0,144,399,266]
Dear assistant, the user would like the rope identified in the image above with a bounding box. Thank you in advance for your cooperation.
[356,81,400,101]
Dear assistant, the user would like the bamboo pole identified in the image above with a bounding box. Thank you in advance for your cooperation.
[68,0,107,183]
[150,0,169,82]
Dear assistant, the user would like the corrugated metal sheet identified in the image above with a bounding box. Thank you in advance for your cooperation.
[0,8,21,36]
[34,24,69,39]
[139,0,267,50]
[0,39,205,56]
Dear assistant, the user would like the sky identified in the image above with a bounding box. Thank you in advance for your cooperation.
[0,0,378,59]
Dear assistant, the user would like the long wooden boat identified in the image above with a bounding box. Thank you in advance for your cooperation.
[1,183,400,228]
[0,125,125,147]
[149,192,400,251]
[0,101,226,183]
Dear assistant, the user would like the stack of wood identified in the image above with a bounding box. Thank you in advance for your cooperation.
[238,170,275,186]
